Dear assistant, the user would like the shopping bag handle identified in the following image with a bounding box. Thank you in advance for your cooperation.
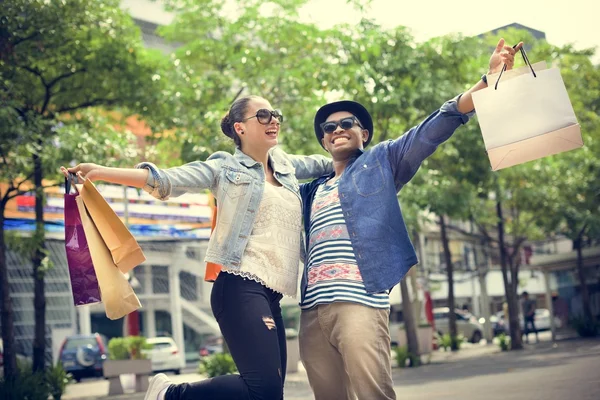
[64,172,80,194]
[494,44,537,90]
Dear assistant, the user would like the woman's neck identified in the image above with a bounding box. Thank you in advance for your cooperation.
[241,145,270,173]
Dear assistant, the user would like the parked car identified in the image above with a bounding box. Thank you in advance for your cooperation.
[143,337,184,375]
[58,333,108,382]
[199,343,223,358]
[433,307,484,343]
[529,308,562,331]
[485,314,508,336]
[495,308,561,332]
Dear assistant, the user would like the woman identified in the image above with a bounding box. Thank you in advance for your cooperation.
[62,95,332,400]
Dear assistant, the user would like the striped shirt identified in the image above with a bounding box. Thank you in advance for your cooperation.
[300,178,389,310]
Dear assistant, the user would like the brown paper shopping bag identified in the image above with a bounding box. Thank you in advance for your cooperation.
[472,47,582,170]
[79,179,146,273]
[76,196,141,320]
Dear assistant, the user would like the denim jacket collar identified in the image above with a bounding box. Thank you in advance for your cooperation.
[233,148,260,168]
[233,147,294,174]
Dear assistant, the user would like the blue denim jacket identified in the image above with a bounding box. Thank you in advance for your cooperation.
[137,147,332,270]
[299,97,474,301]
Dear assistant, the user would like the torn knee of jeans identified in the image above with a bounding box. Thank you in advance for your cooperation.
[262,316,276,330]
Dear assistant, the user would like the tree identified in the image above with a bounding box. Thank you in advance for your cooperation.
[1,0,168,374]
[462,29,600,348]
[152,0,342,162]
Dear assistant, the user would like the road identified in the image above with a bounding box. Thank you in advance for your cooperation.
[63,337,600,400]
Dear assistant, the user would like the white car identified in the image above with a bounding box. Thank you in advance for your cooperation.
[433,307,484,343]
[526,309,562,331]
[496,308,562,331]
[143,337,184,375]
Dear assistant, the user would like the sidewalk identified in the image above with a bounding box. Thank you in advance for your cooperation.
[63,335,600,400]
[62,343,502,400]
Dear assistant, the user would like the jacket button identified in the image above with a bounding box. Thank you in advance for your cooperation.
[363,164,367,168]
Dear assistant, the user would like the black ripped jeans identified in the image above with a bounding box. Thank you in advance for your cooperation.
[165,272,287,400]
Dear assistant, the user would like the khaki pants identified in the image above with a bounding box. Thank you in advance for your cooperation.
[299,303,395,400]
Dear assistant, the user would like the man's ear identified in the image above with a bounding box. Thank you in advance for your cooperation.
[321,137,328,152]
[362,129,370,143]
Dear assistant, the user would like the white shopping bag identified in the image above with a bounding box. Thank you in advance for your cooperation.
[472,51,582,171]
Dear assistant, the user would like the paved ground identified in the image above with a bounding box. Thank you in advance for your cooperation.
[63,335,600,400]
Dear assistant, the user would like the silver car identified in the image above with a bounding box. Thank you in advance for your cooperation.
[433,307,484,343]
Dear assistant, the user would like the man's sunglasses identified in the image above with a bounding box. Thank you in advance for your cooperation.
[320,116,363,134]
[241,109,284,125]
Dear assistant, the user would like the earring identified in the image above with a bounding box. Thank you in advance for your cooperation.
[240,131,244,135]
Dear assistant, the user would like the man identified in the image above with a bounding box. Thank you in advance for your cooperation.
[298,39,522,399]
[521,291,539,344]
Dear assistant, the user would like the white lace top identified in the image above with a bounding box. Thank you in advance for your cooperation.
[222,182,302,297]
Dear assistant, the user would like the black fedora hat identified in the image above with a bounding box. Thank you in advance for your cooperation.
[313,100,374,149]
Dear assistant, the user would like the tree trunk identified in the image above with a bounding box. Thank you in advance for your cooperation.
[0,199,18,380]
[574,235,595,323]
[399,277,420,364]
[439,215,458,350]
[32,152,47,372]
[496,199,523,350]
[474,244,493,341]
[410,233,424,325]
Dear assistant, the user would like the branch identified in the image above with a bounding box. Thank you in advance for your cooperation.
[41,84,52,115]
[6,182,62,201]
[15,171,35,190]
[47,69,87,89]
[56,98,119,113]
[578,222,589,240]
[13,32,41,46]
[475,222,498,244]
[6,187,34,200]
[18,65,48,87]
[445,222,495,243]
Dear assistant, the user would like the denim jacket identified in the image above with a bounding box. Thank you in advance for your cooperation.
[137,147,332,270]
[299,96,474,302]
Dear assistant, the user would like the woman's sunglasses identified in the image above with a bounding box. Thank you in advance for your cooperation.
[320,116,363,134]
[242,109,284,125]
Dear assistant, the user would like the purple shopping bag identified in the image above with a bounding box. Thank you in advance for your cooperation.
[64,174,101,306]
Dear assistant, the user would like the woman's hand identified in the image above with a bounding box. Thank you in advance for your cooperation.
[60,163,105,182]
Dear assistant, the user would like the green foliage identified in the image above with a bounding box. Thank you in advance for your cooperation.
[198,353,238,377]
[393,345,410,368]
[439,333,464,352]
[107,337,130,361]
[497,333,511,351]
[282,305,301,330]
[570,316,599,338]
[45,363,74,400]
[128,336,153,360]
[392,345,420,368]
[0,361,50,400]
[107,336,152,360]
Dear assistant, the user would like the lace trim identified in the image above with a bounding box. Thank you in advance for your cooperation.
[221,268,297,298]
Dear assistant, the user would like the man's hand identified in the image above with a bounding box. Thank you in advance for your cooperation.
[488,38,524,75]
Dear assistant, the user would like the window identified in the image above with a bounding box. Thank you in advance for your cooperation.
[150,342,172,350]
[64,338,96,350]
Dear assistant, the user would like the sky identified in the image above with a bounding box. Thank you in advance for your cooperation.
[299,0,599,62]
